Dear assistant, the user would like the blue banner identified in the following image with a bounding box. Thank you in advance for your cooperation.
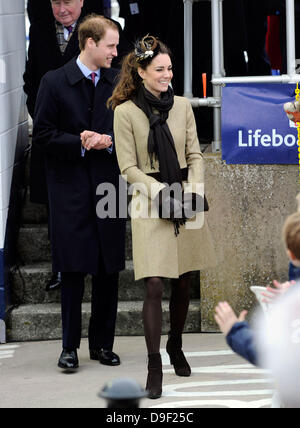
[222,83,298,164]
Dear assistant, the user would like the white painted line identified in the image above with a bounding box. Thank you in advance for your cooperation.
[162,349,234,357]
[0,345,19,350]
[150,398,272,409]
[163,364,270,375]
[164,378,272,390]
[0,345,19,362]
[161,349,235,365]
[162,379,274,398]
[164,389,274,398]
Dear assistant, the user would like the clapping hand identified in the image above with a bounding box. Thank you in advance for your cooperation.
[284,100,300,124]
[214,301,248,336]
[261,279,295,303]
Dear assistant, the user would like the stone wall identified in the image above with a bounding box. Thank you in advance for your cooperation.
[201,154,298,331]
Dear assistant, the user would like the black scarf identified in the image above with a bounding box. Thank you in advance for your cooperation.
[134,85,183,185]
[133,85,185,235]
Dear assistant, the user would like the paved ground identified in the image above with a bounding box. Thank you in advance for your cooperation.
[0,333,274,408]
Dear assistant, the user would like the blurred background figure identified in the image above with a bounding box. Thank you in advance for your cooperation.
[214,202,300,365]
[103,0,112,18]
[27,0,104,23]
[215,200,300,407]
[255,285,300,408]
[99,378,148,408]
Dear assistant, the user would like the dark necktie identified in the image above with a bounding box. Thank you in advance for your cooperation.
[65,25,73,36]
[90,72,97,86]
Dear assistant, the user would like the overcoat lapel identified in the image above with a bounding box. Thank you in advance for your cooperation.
[93,68,117,130]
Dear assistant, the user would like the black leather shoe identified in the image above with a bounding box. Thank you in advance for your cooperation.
[46,272,62,292]
[99,349,120,366]
[89,349,100,361]
[58,349,79,371]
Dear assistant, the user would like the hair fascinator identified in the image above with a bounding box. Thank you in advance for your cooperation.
[134,35,159,62]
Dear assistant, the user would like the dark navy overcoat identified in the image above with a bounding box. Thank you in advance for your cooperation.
[33,58,126,276]
[24,14,130,204]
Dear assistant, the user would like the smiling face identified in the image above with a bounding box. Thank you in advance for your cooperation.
[51,0,84,27]
[88,28,119,69]
[138,53,173,98]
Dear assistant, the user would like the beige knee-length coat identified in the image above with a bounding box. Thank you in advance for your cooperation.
[114,95,215,280]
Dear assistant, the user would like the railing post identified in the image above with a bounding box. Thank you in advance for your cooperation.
[211,0,222,152]
[219,0,225,77]
[286,0,296,76]
[183,0,194,98]
[212,0,300,85]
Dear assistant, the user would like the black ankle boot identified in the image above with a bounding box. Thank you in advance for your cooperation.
[146,353,163,399]
[166,333,191,377]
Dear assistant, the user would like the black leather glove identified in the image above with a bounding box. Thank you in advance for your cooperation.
[155,190,206,220]
[155,190,184,220]
[182,193,206,219]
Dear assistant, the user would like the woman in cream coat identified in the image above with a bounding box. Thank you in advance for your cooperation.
[110,36,215,399]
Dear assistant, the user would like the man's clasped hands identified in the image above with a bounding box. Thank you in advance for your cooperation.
[81,130,112,151]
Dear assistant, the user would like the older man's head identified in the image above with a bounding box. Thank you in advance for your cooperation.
[51,0,84,27]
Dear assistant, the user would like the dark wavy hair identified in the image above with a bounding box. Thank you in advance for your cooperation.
[108,35,172,110]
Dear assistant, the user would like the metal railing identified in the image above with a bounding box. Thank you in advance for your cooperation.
[184,0,300,152]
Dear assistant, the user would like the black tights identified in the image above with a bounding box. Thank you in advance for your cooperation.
[142,272,192,355]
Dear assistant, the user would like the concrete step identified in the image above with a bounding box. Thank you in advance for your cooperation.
[17,222,132,263]
[11,262,200,305]
[17,225,51,264]
[6,300,201,342]
[21,192,48,225]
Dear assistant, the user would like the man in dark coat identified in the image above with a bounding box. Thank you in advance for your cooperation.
[25,1,128,120]
[24,0,130,291]
[33,15,126,371]
[27,0,104,24]
[24,0,87,293]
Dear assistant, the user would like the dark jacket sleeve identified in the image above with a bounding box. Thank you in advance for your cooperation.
[32,74,82,160]
[226,321,258,366]
[23,23,40,118]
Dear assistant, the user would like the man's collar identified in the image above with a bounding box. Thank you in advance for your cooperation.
[64,57,117,86]
[76,56,100,79]
[55,20,77,29]
[64,57,84,86]
[67,21,77,29]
